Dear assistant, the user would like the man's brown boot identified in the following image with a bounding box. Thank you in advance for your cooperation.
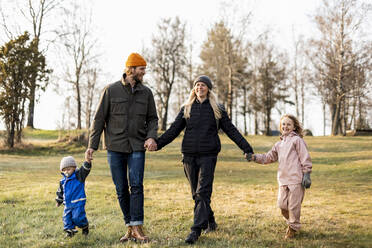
[131,225,149,243]
[119,226,133,242]
[284,226,296,239]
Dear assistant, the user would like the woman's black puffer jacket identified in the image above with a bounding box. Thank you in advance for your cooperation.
[157,99,253,156]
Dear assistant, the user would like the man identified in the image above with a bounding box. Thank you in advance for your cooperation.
[85,53,158,243]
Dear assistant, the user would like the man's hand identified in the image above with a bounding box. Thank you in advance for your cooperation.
[85,148,95,162]
[144,138,157,151]
[245,153,254,162]
[302,172,311,189]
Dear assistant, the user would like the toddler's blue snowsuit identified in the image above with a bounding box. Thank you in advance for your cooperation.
[56,162,91,230]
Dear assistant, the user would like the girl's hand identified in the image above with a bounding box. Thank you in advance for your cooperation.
[245,153,254,162]
[302,173,311,188]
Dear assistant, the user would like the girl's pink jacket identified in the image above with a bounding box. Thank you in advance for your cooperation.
[254,131,312,186]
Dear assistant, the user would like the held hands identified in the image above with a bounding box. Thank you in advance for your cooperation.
[245,153,254,162]
[85,148,95,163]
[144,138,157,151]
[302,172,311,189]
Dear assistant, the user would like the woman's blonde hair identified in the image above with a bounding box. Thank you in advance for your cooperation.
[183,88,221,120]
[279,114,304,138]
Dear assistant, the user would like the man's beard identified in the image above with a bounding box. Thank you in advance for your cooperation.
[133,73,143,84]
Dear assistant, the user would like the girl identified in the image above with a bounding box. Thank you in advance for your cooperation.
[246,114,312,239]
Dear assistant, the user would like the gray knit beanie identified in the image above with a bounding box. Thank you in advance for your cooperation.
[193,75,213,89]
[60,156,77,171]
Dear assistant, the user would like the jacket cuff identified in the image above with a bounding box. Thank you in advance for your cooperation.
[83,161,92,170]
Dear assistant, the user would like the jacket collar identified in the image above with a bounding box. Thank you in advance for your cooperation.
[121,73,144,92]
[195,98,210,104]
[61,171,77,180]
[280,131,298,140]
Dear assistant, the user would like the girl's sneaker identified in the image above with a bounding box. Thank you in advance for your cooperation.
[284,226,296,239]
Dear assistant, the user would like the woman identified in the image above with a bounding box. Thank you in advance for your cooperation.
[156,75,254,244]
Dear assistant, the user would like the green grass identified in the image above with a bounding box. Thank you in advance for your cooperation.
[0,128,88,156]
[0,135,371,247]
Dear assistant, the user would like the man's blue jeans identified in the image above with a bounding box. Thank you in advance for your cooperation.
[107,150,145,226]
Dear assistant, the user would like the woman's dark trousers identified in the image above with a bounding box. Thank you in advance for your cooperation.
[183,155,217,234]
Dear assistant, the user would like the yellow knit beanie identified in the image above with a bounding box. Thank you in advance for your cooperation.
[125,53,147,67]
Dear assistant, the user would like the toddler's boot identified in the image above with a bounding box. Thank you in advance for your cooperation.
[65,228,78,237]
[82,224,89,235]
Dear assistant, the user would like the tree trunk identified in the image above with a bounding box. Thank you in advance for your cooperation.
[234,90,238,127]
[265,107,271,136]
[243,85,247,136]
[161,92,171,131]
[26,86,35,128]
[343,97,347,135]
[349,96,356,130]
[323,99,326,136]
[254,112,258,135]
[227,66,233,118]
[301,79,305,125]
[7,121,15,148]
[332,98,342,135]
[76,80,82,130]
[161,105,168,131]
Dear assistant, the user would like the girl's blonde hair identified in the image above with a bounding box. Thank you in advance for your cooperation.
[279,114,304,138]
[183,88,221,120]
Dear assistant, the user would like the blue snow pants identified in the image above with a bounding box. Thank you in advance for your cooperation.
[63,205,88,230]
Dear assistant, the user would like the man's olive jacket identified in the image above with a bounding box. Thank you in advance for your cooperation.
[88,79,158,153]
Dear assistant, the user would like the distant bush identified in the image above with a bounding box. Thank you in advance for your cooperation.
[57,131,89,146]
[303,129,313,136]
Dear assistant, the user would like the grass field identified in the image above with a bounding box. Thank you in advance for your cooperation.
[0,133,371,248]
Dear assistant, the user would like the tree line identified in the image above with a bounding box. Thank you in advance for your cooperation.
[0,0,371,148]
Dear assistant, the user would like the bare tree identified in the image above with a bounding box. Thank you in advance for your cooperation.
[83,67,102,130]
[146,17,187,131]
[308,0,372,135]
[57,2,98,130]
[290,33,309,125]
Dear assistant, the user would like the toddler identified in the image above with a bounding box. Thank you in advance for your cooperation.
[56,156,91,237]
[246,114,312,239]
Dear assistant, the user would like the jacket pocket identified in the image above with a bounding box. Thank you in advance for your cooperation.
[135,99,148,115]
[110,127,125,135]
[110,97,128,114]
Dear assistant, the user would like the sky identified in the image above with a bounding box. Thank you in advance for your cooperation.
[2,0,331,135]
